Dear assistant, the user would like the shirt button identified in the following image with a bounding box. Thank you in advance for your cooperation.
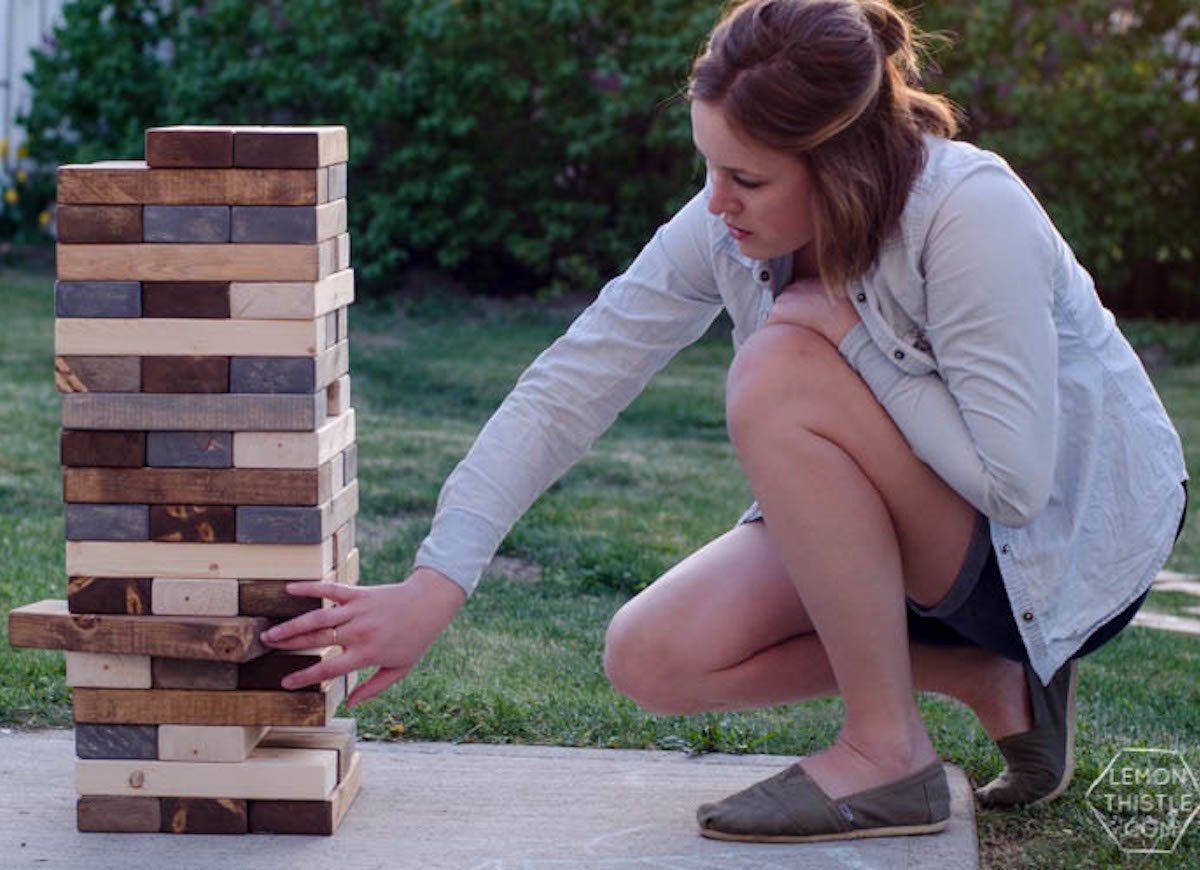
[893,349,905,360]
[1000,544,1011,555]
[1022,611,1034,622]
[759,270,770,283]
[856,292,867,303]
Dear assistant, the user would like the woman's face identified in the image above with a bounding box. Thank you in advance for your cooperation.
[691,100,817,262]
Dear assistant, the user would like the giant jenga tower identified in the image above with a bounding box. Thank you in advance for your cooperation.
[7,126,362,835]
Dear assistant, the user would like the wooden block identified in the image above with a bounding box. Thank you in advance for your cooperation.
[66,651,152,688]
[65,503,149,541]
[336,303,349,342]
[55,280,141,317]
[332,519,356,570]
[74,688,334,727]
[159,725,268,763]
[77,795,162,833]
[330,448,345,493]
[342,443,357,483]
[248,750,362,835]
[141,356,230,393]
[146,126,235,168]
[261,718,356,781]
[322,310,337,349]
[229,268,353,321]
[57,162,330,206]
[67,576,152,615]
[161,797,248,834]
[65,464,332,505]
[335,232,351,271]
[143,205,231,243]
[57,241,338,282]
[339,547,360,586]
[142,281,231,318]
[149,504,237,542]
[146,431,233,467]
[9,600,267,661]
[327,163,347,200]
[76,724,159,759]
[66,540,334,580]
[55,355,140,392]
[234,407,354,469]
[238,648,334,692]
[75,747,337,800]
[152,658,238,690]
[61,392,325,432]
[56,205,143,243]
[231,200,347,243]
[233,126,348,169]
[237,579,320,618]
[152,578,240,616]
[237,481,358,545]
[57,317,323,356]
[61,430,146,467]
[326,373,351,417]
[316,339,350,391]
[229,356,315,393]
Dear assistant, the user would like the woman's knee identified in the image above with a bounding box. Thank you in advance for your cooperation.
[603,603,706,716]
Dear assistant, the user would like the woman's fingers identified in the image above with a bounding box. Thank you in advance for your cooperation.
[259,582,358,647]
[345,666,410,707]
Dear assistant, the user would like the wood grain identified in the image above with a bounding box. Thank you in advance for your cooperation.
[141,281,231,318]
[151,657,238,690]
[141,356,230,393]
[64,464,332,505]
[67,576,152,615]
[233,126,348,168]
[65,540,334,580]
[146,431,234,468]
[76,723,159,760]
[247,751,361,835]
[57,240,339,282]
[158,725,268,763]
[57,162,329,205]
[73,688,335,727]
[77,795,162,833]
[56,205,143,244]
[143,205,231,243]
[66,651,153,688]
[149,504,237,542]
[229,268,353,320]
[57,316,323,356]
[55,280,141,317]
[232,408,354,469]
[161,797,248,834]
[61,392,325,432]
[237,579,322,618]
[152,578,240,616]
[145,126,235,168]
[61,430,147,467]
[56,355,141,392]
[9,599,267,661]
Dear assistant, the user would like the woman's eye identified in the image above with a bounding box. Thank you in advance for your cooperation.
[734,176,763,190]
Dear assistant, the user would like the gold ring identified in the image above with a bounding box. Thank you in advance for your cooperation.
[331,626,339,645]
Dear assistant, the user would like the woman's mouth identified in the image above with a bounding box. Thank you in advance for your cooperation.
[726,224,751,241]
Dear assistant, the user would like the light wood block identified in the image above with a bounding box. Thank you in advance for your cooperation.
[236,480,358,545]
[229,268,354,320]
[231,200,346,243]
[340,547,360,585]
[327,163,348,200]
[57,239,339,282]
[143,205,231,243]
[158,725,269,763]
[75,747,338,800]
[146,431,233,467]
[149,504,237,543]
[316,339,350,391]
[141,356,230,393]
[145,126,235,168]
[152,657,239,690]
[65,540,334,580]
[61,392,325,432]
[66,651,152,688]
[57,162,330,205]
[65,503,149,541]
[233,126,348,168]
[152,578,240,616]
[326,373,351,417]
[342,442,358,483]
[261,718,356,781]
[160,797,248,834]
[67,576,152,615]
[55,280,141,317]
[76,724,159,759]
[64,464,333,505]
[8,600,267,661]
[73,687,335,727]
[248,750,362,835]
[336,303,349,342]
[323,311,337,349]
[141,281,231,318]
[77,795,162,832]
[233,408,354,469]
[61,430,146,467]
[56,355,141,392]
[56,205,143,244]
[56,317,325,356]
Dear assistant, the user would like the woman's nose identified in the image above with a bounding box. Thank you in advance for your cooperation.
[706,175,737,217]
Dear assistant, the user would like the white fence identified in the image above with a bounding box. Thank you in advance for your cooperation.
[1,0,66,163]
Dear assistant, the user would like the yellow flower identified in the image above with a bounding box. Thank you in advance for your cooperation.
[38,210,51,226]
[16,143,29,160]
[3,188,17,205]
[0,138,7,159]
[16,169,28,184]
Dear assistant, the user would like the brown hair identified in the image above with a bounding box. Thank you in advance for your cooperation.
[689,0,959,291]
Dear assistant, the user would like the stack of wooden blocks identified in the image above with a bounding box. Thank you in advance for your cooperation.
[8,125,363,835]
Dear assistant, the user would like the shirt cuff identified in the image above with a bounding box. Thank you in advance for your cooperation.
[838,320,905,398]
[412,508,504,597]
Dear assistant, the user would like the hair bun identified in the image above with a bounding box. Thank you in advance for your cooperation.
[861,0,909,58]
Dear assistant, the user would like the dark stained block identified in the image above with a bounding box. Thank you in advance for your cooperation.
[145,126,235,168]
[65,504,150,541]
[56,356,141,393]
[55,281,142,317]
[67,576,153,615]
[142,282,231,318]
[56,205,143,244]
[64,466,329,506]
[233,127,347,169]
[238,579,321,618]
[152,657,239,690]
[236,505,322,544]
[141,356,230,393]
[143,205,231,243]
[75,723,158,759]
[231,206,318,243]
[149,504,237,543]
[146,431,233,468]
[238,650,323,691]
[228,357,315,393]
[61,430,146,467]
[161,797,248,834]
[77,796,162,833]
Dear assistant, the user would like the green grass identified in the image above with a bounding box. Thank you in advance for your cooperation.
[2,265,1199,867]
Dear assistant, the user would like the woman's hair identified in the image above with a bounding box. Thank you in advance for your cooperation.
[689,0,960,291]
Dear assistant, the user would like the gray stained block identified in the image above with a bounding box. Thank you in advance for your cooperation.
[75,723,159,760]
[146,431,233,468]
[56,356,141,393]
[342,443,357,484]
[229,357,316,394]
[143,205,231,243]
[65,504,150,541]
[231,206,318,243]
[61,392,325,432]
[55,281,142,318]
[236,505,323,544]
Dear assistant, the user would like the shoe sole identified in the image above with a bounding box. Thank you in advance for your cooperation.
[698,818,950,844]
[1029,659,1078,807]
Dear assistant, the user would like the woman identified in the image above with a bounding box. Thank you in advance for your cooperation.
[261,0,1188,844]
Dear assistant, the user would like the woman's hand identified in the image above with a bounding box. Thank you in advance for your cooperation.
[259,567,467,707]
[766,278,861,346]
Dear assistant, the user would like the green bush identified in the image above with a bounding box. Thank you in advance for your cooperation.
[17,0,1200,310]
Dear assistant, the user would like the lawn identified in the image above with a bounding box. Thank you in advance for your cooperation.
[2,264,1198,867]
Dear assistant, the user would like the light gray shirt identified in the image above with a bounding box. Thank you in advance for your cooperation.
[415,135,1187,683]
